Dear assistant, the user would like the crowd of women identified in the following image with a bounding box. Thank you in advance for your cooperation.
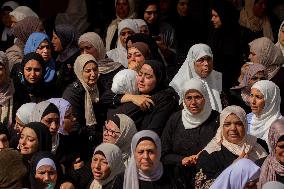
[0,0,284,188]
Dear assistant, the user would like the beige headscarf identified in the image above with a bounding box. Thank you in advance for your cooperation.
[204,105,267,161]
[105,0,137,51]
[249,37,284,79]
[74,54,99,127]
[239,0,274,41]
[78,32,122,74]
[276,21,284,57]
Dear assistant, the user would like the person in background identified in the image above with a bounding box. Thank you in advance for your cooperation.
[276,21,284,56]
[9,6,38,27]
[0,123,10,151]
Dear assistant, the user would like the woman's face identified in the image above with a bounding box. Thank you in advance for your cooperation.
[137,64,157,94]
[194,55,213,78]
[177,0,189,17]
[24,59,43,84]
[35,165,57,188]
[249,88,265,116]
[82,61,99,87]
[247,71,266,88]
[275,140,284,165]
[253,0,267,18]
[0,134,9,151]
[279,26,284,46]
[211,9,222,28]
[222,113,245,144]
[139,25,150,34]
[63,107,76,133]
[36,40,52,62]
[248,51,259,64]
[91,153,111,180]
[144,4,158,24]
[119,28,135,48]
[103,120,121,144]
[19,127,38,155]
[79,41,98,59]
[41,113,60,136]
[51,32,63,52]
[10,15,17,27]
[127,46,145,72]
[15,116,25,134]
[135,140,158,173]
[0,64,7,85]
[184,89,205,114]
[116,0,130,19]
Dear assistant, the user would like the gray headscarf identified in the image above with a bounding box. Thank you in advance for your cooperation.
[123,130,163,189]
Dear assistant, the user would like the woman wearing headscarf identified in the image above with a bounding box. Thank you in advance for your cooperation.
[13,52,55,113]
[23,32,56,83]
[0,51,14,128]
[9,5,38,27]
[0,122,10,150]
[230,63,268,113]
[6,16,44,69]
[170,43,223,112]
[105,0,137,51]
[109,60,179,136]
[124,130,176,189]
[209,158,260,189]
[107,18,139,68]
[262,181,284,189]
[30,101,61,154]
[111,69,138,95]
[52,24,80,95]
[258,119,284,187]
[161,78,220,189]
[62,54,102,161]
[207,0,241,92]
[47,98,81,173]
[239,0,274,60]
[248,37,284,113]
[276,21,284,57]
[88,143,125,189]
[195,105,267,188]
[134,19,149,34]
[30,151,62,189]
[248,80,282,145]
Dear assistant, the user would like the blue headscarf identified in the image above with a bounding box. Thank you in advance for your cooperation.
[24,32,56,82]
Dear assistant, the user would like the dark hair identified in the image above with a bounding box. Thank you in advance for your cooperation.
[41,102,60,119]
[94,150,106,158]
[136,136,156,148]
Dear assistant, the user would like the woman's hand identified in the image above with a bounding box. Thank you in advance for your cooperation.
[122,94,154,110]
[233,148,248,163]
[182,155,198,166]
[60,182,75,189]
[73,157,84,170]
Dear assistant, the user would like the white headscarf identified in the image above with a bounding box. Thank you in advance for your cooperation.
[276,21,284,57]
[262,181,284,189]
[9,6,38,22]
[204,105,267,161]
[74,54,99,127]
[47,98,71,135]
[180,78,212,129]
[250,80,282,144]
[106,19,139,68]
[89,143,125,189]
[111,69,138,95]
[209,158,260,189]
[16,102,36,124]
[123,130,163,189]
[105,0,136,51]
[114,114,137,165]
[170,43,222,112]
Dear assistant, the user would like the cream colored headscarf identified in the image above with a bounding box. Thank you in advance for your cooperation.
[249,37,284,80]
[239,0,274,41]
[276,21,284,57]
[204,105,267,161]
[74,54,99,127]
[105,0,137,51]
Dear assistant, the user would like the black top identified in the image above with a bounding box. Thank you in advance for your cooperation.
[161,110,219,189]
[139,171,177,189]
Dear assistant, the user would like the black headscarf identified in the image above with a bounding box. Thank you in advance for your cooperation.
[143,60,168,94]
[41,103,60,119]
[25,122,52,152]
[29,151,61,189]
[54,24,79,62]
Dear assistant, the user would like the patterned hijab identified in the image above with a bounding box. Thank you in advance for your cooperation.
[170,43,222,112]
[250,80,282,144]
[249,37,284,80]
[74,54,99,127]
[239,0,274,41]
[204,105,267,161]
[259,119,284,188]
[123,130,163,189]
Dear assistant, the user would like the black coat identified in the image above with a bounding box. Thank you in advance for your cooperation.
[138,171,177,189]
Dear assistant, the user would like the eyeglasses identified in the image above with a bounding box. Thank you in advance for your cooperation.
[103,125,121,136]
